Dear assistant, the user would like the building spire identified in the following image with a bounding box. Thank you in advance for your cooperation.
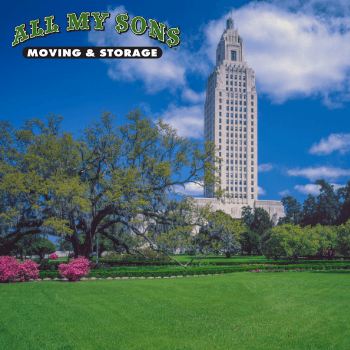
[226,17,234,30]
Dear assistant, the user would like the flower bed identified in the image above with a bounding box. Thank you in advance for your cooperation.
[0,256,40,283]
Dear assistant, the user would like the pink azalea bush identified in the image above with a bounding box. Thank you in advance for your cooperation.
[58,256,90,281]
[0,256,40,283]
[49,253,59,260]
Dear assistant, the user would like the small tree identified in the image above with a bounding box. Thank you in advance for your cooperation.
[197,210,246,258]
[265,224,319,260]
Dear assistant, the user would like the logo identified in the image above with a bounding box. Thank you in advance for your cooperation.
[13,12,181,59]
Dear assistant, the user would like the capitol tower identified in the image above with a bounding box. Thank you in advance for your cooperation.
[197,17,285,224]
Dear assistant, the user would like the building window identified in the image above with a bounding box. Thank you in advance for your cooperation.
[231,51,236,61]
[251,108,254,112]
[219,105,222,110]
[251,194,254,199]
[251,188,254,192]
[219,92,222,96]
[251,102,254,106]
[219,139,221,143]
[219,112,222,116]
[219,119,222,123]
[251,128,254,132]
[251,95,254,99]
[251,161,254,165]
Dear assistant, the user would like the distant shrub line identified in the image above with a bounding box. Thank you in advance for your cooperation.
[37,262,350,279]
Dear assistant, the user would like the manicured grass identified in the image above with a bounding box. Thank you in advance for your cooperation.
[171,254,270,264]
[1,273,350,349]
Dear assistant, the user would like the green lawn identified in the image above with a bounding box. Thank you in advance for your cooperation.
[171,254,275,264]
[1,273,349,350]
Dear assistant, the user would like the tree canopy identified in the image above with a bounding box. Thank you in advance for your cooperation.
[278,180,350,227]
[0,110,222,265]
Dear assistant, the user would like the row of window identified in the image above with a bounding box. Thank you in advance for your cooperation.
[218,128,255,134]
[218,121,251,128]
[221,153,255,159]
[221,160,255,165]
[226,87,245,92]
[218,141,255,150]
[226,74,245,80]
[225,186,255,193]
[219,92,254,99]
[219,147,254,155]
[226,180,255,185]
[218,114,255,119]
[219,98,255,104]
[226,81,246,87]
[226,173,255,179]
[219,166,255,173]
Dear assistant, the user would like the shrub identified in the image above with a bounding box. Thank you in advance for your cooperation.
[0,256,40,283]
[49,253,59,260]
[103,248,171,262]
[58,256,90,281]
[18,260,40,282]
[103,252,123,261]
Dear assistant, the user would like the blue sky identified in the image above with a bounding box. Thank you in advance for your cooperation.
[2,0,350,209]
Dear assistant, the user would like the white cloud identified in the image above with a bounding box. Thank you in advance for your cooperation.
[88,6,192,93]
[258,163,274,172]
[258,186,266,195]
[294,184,320,195]
[287,166,350,181]
[156,104,204,139]
[294,182,346,195]
[181,88,206,103]
[175,182,203,196]
[279,189,290,196]
[203,1,350,106]
[87,2,350,107]
[309,133,350,155]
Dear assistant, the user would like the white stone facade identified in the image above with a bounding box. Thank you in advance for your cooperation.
[198,17,285,224]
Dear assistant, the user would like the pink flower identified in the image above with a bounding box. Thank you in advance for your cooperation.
[0,256,40,283]
[50,254,59,260]
[58,256,90,281]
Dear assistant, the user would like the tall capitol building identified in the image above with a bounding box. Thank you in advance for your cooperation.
[196,17,285,224]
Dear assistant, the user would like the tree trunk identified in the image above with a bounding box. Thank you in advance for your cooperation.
[225,251,231,258]
[69,231,93,259]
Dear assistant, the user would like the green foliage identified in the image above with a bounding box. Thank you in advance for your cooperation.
[266,224,319,259]
[196,210,246,257]
[0,110,222,263]
[279,180,350,228]
[336,220,350,255]
[10,235,55,259]
[103,247,171,262]
[278,196,302,225]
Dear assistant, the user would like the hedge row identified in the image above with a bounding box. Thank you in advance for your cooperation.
[98,259,350,267]
[38,263,350,279]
